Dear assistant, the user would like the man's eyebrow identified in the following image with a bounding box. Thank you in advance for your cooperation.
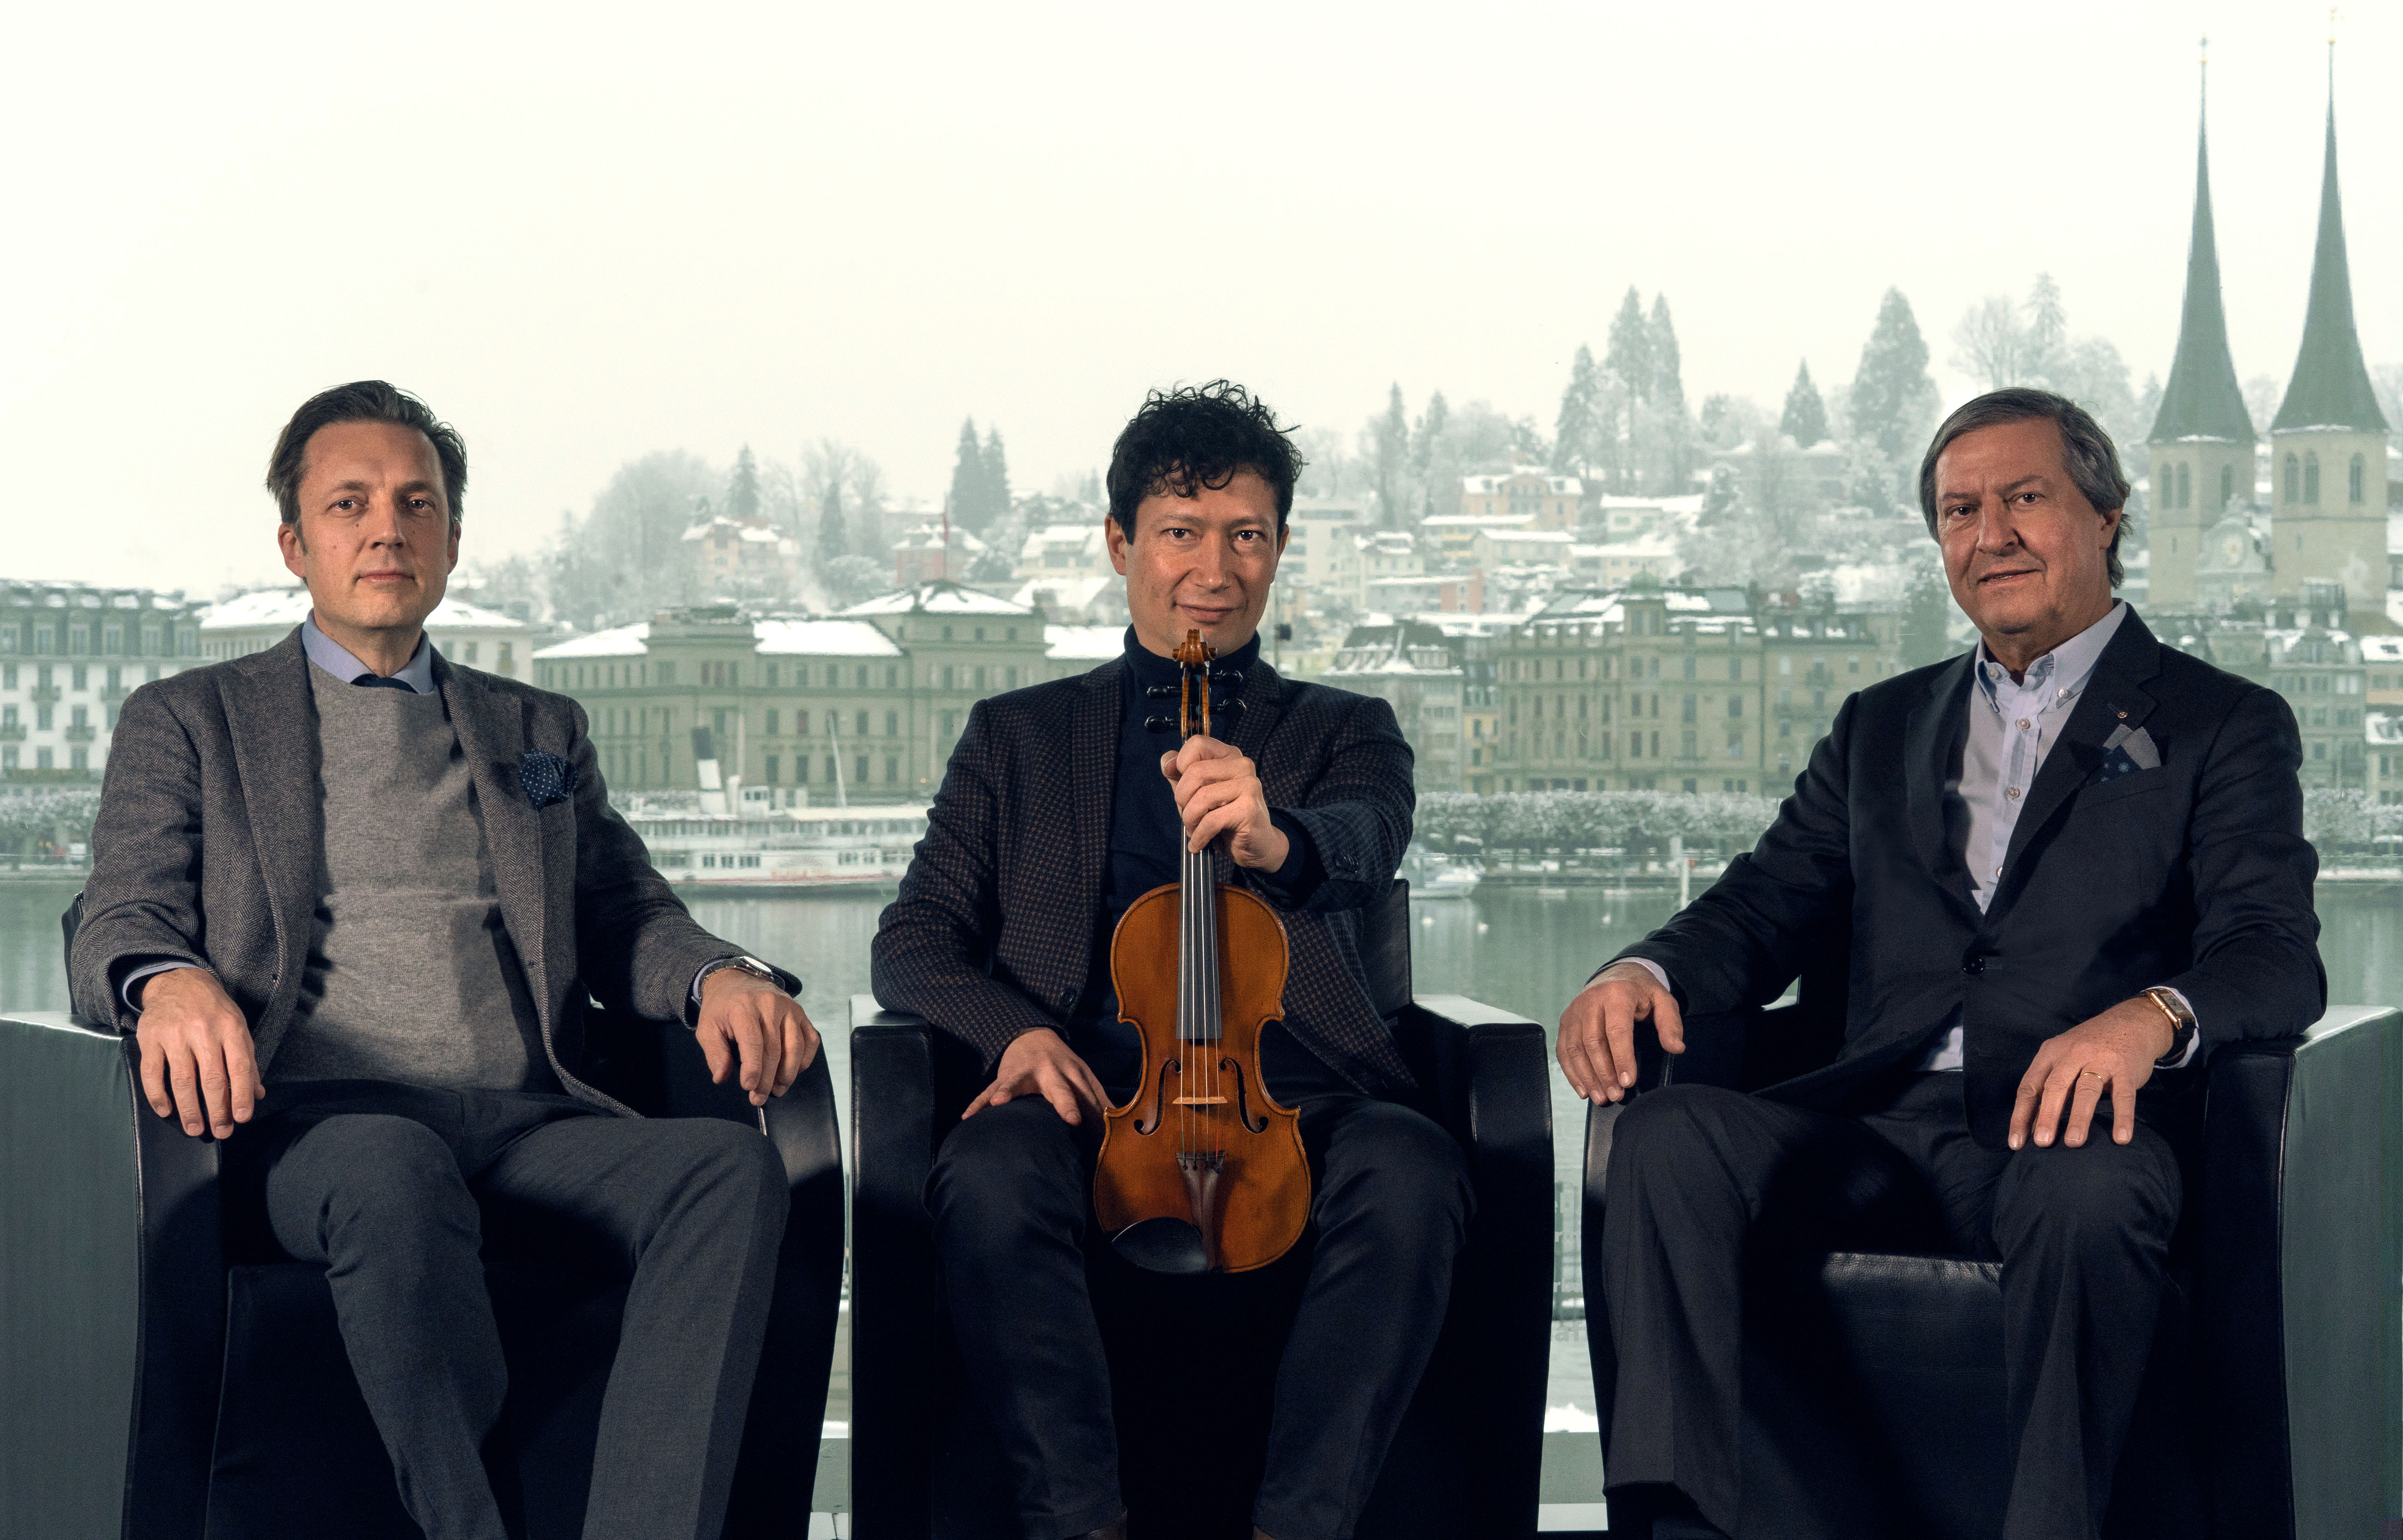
[1936,473,2048,505]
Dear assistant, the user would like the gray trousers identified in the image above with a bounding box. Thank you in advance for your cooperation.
[233,1080,789,1540]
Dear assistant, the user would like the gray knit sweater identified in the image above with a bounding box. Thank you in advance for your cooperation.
[269,662,556,1091]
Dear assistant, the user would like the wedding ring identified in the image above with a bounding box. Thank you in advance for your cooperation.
[2078,1069,2105,1080]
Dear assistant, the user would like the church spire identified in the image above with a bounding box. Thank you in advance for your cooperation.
[2271,49,2387,433]
[2149,50,2253,445]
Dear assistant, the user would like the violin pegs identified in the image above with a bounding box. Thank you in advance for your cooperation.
[1143,714,1178,733]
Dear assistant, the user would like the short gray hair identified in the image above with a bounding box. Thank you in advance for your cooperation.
[266,380,467,528]
[1918,387,2128,585]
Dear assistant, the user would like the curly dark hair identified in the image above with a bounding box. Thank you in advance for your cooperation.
[267,380,467,528]
[1105,380,1306,537]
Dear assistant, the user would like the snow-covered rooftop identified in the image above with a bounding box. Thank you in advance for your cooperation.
[841,581,1032,617]
[1045,624,1124,660]
[753,620,903,657]
[1010,574,1117,610]
[201,589,526,632]
[535,623,648,659]
[2359,636,2403,663]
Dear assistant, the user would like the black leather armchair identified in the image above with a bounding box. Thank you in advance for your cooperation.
[846,881,1556,1539]
[1582,998,2403,1540]
[0,991,845,1540]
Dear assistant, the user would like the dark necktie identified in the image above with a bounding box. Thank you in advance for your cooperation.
[352,672,415,692]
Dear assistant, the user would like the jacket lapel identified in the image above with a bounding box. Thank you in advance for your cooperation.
[439,657,553,1021]
[1995,611,2164,890]
[218,629,321,1056]
[1230,656,1288,784]
[1902,652,1979,917]
[1069,658,1122,936]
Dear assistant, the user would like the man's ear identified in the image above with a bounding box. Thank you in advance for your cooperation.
[1105,513,1130,576]
[277,519,308,578]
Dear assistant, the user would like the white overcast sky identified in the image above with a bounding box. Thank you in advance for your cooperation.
[4,0,2395,598]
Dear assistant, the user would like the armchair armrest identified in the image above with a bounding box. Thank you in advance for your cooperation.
[1398,996,1552,1535]
[848,995,942,1540]
[1,1011,222,1540]
[2197,1005,2401,1540]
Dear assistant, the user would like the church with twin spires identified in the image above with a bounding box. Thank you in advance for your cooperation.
[2144,62,2393,634]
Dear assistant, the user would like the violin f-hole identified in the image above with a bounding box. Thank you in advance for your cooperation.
[1221,1055,1270,1134]
[1133,1057,1179,1135]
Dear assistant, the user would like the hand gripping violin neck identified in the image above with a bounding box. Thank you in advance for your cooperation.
[1093,630,1310,1274]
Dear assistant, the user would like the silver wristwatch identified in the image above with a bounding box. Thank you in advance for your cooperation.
[703,955,785,992]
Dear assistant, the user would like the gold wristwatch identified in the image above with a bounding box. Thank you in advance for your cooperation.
[2141,986,2196,1067]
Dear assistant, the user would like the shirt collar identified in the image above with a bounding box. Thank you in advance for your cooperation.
[1974,600,2127,712]
[302,614,437,695]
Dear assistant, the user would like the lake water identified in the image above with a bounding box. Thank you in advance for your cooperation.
[5,874,2395,1521]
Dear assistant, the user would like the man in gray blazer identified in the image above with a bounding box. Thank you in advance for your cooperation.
[69,380,819,1540]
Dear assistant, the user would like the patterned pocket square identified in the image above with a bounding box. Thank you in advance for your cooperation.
[2087,724,2161,786]
[520,749,578,809]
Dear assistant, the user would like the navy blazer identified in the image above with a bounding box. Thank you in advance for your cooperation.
[1617,608,2323,1147]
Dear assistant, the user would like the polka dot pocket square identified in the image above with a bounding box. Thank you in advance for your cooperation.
[520,749,580,810]
[2086,723,2160,787]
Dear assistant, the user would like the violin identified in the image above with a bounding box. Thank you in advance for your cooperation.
[1092,630,1311,1274]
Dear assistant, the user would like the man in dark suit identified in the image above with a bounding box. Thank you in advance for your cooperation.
[69,381,819,1540]
[871,382,1471,1540]
[1559,389,2322,1540]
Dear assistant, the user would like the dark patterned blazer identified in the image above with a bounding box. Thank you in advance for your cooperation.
[871,652,1419,1097]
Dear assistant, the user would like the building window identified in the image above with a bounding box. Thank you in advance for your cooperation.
[1727,697,1743,717]
[796,755,810,782]
[766,710,780,736]
[2284,454,2300,503]
[2303,452,2320,505]
[884,756,898,783]
[886,710,900,737]
[1681,695,1697,724]
[1006,667,1020,688]
[2350,453,2365,504]
[795,710,809,737]
[1726,731,1743,758]
[855,710,869,736]
[765,755,779,784]
[856,755,871,783]
[1729,657,1742,681]
[2220,465,2234,510]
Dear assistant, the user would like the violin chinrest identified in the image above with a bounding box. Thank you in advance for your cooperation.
[1109,1216,1213,1275]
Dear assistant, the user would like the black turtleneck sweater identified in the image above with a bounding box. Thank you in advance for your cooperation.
[1072,628,1338,1101]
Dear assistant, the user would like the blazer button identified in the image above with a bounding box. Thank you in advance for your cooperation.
[1059,988,1079,1012]
[1961,954,1986,976]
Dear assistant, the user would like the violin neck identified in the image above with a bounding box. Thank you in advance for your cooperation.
[1178,839,1221,1045]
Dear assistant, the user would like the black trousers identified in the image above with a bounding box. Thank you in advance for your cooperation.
[925,1040,1474,1540]
[1596,1074,2181,1540]
[222,1080,789,1540]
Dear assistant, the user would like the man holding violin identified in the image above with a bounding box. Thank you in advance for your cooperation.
[871,382,1471,1540]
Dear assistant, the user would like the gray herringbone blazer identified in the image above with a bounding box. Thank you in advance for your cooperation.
[69,627,747,1113]
[870,653,1419,1097]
